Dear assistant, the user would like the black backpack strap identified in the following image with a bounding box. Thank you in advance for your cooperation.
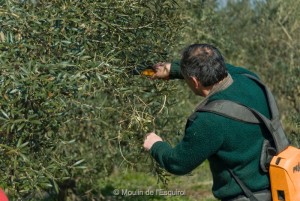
[197,102,273,200]
[228,169,259,201]
[198,100,260,124]
[242,74,290,152]
[199,99,289,153]
[243,74,279,121]
[196,73,289,153]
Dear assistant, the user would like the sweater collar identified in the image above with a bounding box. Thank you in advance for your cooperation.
[195,74,233,110]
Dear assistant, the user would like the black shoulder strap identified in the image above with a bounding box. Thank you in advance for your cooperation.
[242,74,290,152]
[228,169,259,201]
[196,73,289,153]
[198,100,260,124]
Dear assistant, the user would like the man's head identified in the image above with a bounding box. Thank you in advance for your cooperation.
[180,44,228,96]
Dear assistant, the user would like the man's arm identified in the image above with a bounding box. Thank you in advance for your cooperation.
[169,60,184,79]
[150,61,183,80]
[143,113,224,175]
[152,61,260,80]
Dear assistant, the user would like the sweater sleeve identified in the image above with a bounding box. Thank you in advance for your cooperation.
[169,60,184,79]
[150,113,224,175]
[169,62,259,80]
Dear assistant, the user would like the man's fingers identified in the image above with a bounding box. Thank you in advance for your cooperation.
[153,62,165,70]
[150,62,170,80]
[143,132,162,151]
[144,132,152,140]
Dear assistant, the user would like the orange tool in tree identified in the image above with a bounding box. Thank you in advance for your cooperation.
[130,64,155,77]
[140,68,155,76]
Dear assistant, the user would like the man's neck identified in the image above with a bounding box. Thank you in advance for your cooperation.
[194,74,234,111]
[201,86,214,97]
[205,74,233,97]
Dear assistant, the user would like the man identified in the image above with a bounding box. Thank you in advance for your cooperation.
[143,44,272,201]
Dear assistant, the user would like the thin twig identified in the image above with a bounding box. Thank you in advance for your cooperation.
[118,134,135,166]
[157,95,167,115]
[278,21,293,42]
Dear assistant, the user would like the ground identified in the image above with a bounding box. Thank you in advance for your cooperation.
[99,161,218,201]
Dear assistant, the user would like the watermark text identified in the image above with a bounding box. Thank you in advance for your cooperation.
[112,188,186,196]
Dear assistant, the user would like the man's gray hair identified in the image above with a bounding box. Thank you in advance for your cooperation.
[180,44,228,87]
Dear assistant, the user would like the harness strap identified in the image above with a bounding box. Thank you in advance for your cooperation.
[196,74,289,153]
[242,74,289,152]
[198,100,260,124]
[228,169,259,201]
[199,99,289,153]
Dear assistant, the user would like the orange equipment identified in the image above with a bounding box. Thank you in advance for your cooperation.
[269,146,300,201]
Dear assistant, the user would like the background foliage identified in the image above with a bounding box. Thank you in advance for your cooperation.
[217,0,300,145]
[0,0,185,200]
[175,0,299,145]
[0,0,299,200]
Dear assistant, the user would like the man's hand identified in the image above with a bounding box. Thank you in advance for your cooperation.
[151,62,171,80]
[143,132,163,151]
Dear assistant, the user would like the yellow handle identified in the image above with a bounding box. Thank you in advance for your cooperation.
[141,69,155,76]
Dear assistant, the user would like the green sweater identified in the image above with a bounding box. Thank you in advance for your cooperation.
[150,62,271,199]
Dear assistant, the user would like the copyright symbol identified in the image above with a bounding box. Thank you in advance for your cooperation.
[113,189,119,195]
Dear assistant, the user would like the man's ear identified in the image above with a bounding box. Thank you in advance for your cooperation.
[191,76,201,89]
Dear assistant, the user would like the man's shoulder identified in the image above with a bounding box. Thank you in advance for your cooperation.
[226,63,259,79]
[207,74,271,119]
[187,108,235,129]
